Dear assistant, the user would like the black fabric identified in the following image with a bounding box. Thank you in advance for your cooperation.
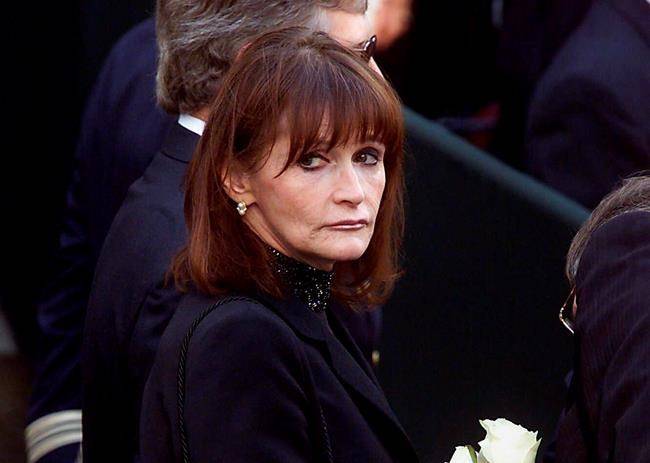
[553,211,650,462]
[491,0,593,167]
[141,292,418,463]
[173,296,333,463]
[525,0,650,208]
[378,109,589,462]
[82,123,198,463]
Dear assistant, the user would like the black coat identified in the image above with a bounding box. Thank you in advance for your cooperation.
[141,292,418,463]
[525,0,650,208]
[552,211,650,462]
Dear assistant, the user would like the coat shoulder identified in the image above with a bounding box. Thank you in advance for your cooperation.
[192,295,299,345]
[579,210,650,270]
[576,211,650,329]
[159,294,306,371]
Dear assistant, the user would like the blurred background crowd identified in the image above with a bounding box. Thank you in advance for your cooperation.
[1,0,648,461]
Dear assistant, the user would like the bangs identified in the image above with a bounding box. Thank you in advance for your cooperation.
[265,50,403,172]
[176,28,406,307]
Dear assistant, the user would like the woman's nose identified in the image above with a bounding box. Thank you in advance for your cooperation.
[332,164,365,205]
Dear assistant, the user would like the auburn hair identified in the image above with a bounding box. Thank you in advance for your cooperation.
[172,27,405,308]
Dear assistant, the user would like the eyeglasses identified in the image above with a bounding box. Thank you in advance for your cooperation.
[559,287,576,335]
[353,35,377,62]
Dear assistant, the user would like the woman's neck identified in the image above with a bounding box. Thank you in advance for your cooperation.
[267,246,334,313]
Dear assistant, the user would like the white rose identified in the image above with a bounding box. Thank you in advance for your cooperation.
[477,418,541,463]
[446,446,474,463]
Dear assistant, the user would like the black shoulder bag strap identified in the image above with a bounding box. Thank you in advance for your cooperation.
[176,296,333,463]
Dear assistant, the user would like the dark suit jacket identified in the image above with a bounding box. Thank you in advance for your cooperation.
[552,211,650,462]
[525,0,650,208]
[141,292,417,463]
[82,123,197,462]
[492,0,593,167]
[28,18,174,462]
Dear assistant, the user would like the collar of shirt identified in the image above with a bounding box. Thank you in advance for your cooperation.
[178,113,206,136]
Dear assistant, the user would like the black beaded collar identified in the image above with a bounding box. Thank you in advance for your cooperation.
[267,247,334,313]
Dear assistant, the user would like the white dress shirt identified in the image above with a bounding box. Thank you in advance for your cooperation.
[178,113,206,136]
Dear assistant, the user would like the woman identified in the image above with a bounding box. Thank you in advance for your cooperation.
[551,175,650,463]
[140,28,418,462]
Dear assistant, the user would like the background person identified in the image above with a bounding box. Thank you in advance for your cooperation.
[525,0,650,208]
[551,175,650,462]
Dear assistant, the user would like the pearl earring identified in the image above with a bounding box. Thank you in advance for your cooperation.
[236,201,247,216]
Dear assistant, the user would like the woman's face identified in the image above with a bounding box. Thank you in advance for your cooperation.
[239,130,386,271]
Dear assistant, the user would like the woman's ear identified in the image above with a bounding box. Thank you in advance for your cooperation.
[222,167,257,207]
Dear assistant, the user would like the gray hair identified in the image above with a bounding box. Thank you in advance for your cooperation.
[566,174,650,285]
[156,0,368,114]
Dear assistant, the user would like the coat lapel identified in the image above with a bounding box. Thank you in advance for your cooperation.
[323,312,411,438]
[327,304,381,386]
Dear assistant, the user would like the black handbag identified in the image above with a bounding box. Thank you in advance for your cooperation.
[176,296,333,463]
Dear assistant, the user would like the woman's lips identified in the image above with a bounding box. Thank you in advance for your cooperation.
[325,219,369,230]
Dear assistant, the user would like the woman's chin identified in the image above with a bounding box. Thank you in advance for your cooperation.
[323,240,370,263]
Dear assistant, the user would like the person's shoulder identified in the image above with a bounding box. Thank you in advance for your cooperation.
[90,178,185,313]
[88,18,157,113]
[121,158,185,218]
[575,210,650,345]
[115,17,156,49]
[584,210,650,255]
[577,210,650,290]
[162,293,302,364]
[599,209,650,232]
[102,18,157,75]
[188,294,297,344]
[89,129,190,307]
[101,155,186,251]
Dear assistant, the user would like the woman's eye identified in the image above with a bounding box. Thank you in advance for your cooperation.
[298,153,327,170]
[354,149,380,165]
